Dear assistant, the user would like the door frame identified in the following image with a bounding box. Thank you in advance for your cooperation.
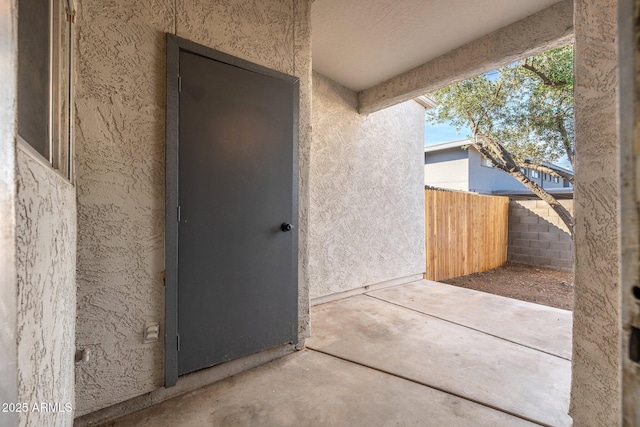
[164,33,299,387]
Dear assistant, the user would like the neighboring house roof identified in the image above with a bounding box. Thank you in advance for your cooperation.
[413,95,438,109]
[423,138,470,153]
[424,138,574,177]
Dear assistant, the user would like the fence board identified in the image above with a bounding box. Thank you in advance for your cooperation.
[424,188,509,281]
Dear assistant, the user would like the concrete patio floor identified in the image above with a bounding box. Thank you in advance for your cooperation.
[102,280,572,427]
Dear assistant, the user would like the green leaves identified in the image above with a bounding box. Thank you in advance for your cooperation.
[427,45,574,168]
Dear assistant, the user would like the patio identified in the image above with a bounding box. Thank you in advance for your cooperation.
[102,281,572,427]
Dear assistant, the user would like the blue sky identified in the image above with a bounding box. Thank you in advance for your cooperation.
[424,121,471,145]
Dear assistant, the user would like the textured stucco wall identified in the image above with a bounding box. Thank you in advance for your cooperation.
[571,0,621,424]
[74,0,311,415]
[16,147,76,427]
[619,0,640,422]
[74,1,173,415]
[310,72,425,299]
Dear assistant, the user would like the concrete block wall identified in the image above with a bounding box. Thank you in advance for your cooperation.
[507,199,573,271]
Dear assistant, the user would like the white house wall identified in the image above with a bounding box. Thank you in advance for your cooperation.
[16,147,76,427]
[425,146,570,194]
[310,72,425,299]
[467,148,527,193]
[424,148,469,190]
[74,0,312,416]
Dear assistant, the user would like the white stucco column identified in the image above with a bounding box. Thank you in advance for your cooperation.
[571,0,621,424]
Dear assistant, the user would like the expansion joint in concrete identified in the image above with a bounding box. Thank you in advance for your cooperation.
[305,347,548,427]
[364,293,572,362]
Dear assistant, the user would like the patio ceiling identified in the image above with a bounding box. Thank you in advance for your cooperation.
[312,0,565,92]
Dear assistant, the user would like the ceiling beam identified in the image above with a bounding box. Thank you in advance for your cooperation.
[358,0,574,115]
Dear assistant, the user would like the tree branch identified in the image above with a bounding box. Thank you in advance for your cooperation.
[472,142,510,173]
[472,131,573,234]
[522,62,568,87]
[555,116,574,168]
[519,162,574,184]
[475,133,519,171]
[510,169,574,235]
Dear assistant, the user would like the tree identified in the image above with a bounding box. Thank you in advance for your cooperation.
[428,45,575,234]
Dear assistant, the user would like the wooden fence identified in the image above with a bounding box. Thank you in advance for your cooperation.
[425,188,509,281]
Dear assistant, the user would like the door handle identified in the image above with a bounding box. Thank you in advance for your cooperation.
[280,223,294,232]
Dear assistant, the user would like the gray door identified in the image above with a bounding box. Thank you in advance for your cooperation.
[171,45,298,377]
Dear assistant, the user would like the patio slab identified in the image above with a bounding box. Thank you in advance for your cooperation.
[306,294,572,427]
[103,350,537,427]
[368,280,572,359]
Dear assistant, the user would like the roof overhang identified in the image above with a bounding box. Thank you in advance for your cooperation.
[312,0,574,115]
[413,95,438,110]
[424,139,472,153]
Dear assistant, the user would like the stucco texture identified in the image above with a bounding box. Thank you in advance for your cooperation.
[571,0,621,424]
[309,72,425,299]
[16,148,76,427]
[74,0,312,415]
